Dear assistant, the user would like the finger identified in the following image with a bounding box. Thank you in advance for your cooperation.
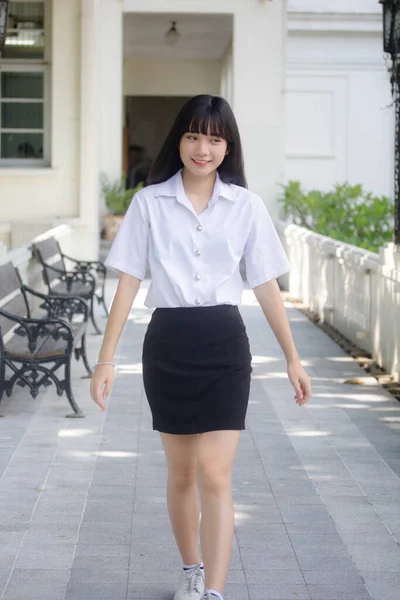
[95,393,106,411]
[303,377,312,400]
[298,379,312,404]
[93,384,107,411]
[293,379,303,400]
[102,380,112,401]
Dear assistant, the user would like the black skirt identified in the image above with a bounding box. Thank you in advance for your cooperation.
[142,305,252,435]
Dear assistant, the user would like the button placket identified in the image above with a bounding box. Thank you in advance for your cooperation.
[194,221,204,305]
[194,220,203,260]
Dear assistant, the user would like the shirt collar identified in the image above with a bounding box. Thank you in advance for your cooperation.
[154,169,235,204]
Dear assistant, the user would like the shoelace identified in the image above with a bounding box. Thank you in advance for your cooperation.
[183,566,204,594]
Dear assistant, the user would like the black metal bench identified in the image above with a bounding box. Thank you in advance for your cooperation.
[32,237,108,335]
[0,262,92,418]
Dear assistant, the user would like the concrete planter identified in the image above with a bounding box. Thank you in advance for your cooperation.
[103,214,124,241]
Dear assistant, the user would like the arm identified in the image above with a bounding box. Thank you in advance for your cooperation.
[91,191,150,410]
[253,279,312,406]
[90,273,141,410]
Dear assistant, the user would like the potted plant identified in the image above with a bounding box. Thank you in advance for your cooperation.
[101,174,135,241]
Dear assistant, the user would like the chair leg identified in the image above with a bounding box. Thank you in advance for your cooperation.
[64,358,84,418]
[0,358,5,408]
[90,296,102,335]
[100,283,109,317]
[80,333,92,377]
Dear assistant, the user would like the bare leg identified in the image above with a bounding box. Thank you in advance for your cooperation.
[197,430,241,595]
[160,432,202,565]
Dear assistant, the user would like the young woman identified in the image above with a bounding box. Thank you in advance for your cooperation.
[90,95,312,600]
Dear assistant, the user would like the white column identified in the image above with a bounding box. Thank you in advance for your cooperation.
[233,1,287,217]
[220,43,233,105]
[79,0,101,259]
[79,0,123,259]
[98,0,124,203]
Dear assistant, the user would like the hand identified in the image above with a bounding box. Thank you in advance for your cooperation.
[90,364,115,411]
[287,359,312,406]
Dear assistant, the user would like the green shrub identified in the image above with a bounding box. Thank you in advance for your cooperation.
[100,174,135,215]
[278,181,394,253]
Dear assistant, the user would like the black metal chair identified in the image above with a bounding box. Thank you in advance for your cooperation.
[0,262,91,417]
[32,237,108,334]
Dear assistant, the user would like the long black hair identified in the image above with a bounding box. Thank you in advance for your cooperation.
[147,95,247,188]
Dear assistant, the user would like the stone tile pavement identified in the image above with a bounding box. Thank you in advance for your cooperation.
[0,277,399,600]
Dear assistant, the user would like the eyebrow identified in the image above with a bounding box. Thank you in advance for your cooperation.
[186,132,223,138]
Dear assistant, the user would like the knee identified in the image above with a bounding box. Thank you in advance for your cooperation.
[168,465,197,490]
[197,464,232,495]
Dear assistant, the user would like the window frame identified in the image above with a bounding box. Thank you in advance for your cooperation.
[0,0,51,168]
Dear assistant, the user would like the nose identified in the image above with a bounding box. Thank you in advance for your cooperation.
[195,139,208,156]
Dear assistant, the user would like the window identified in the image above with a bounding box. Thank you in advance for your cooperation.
[0,1,49,166]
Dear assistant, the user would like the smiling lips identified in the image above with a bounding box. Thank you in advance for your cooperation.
[192,159,211,166]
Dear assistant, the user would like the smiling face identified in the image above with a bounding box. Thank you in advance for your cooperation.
[179,131,228,178]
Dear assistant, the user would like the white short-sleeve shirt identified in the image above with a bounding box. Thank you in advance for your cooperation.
[104,169,290,308]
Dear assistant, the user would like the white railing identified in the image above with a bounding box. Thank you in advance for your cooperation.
[275,220,400,381]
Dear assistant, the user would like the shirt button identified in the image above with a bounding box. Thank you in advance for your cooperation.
[195,275,201,281]
[195,298,201,305]
[195,249,201,256]
[196,225,203,231]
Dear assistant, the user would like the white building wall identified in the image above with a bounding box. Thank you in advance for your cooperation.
[0,0,81,224]
[347,68,393,198]
[284,25,393,198]
[123,57,221,97]
[288,0,379,13]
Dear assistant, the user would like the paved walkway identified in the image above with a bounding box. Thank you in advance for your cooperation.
[0,277,400,600]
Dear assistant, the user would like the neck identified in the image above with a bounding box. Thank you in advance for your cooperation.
[181,168,217,199]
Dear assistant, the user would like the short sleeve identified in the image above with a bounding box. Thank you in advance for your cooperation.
[104,191,149,280]
[244,195,290,289]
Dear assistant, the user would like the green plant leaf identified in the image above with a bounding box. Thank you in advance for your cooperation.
[278,181,394,253]
[100,173,135,215]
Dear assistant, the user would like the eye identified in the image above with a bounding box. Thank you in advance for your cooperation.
[187,135,197,140]
[210,139,221,144]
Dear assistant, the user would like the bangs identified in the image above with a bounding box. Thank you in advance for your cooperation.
[187,113,230,141]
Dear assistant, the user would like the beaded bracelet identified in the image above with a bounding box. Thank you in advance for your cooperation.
[92,361,115,373]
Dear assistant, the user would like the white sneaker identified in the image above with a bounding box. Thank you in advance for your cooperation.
[173,565,205,600]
